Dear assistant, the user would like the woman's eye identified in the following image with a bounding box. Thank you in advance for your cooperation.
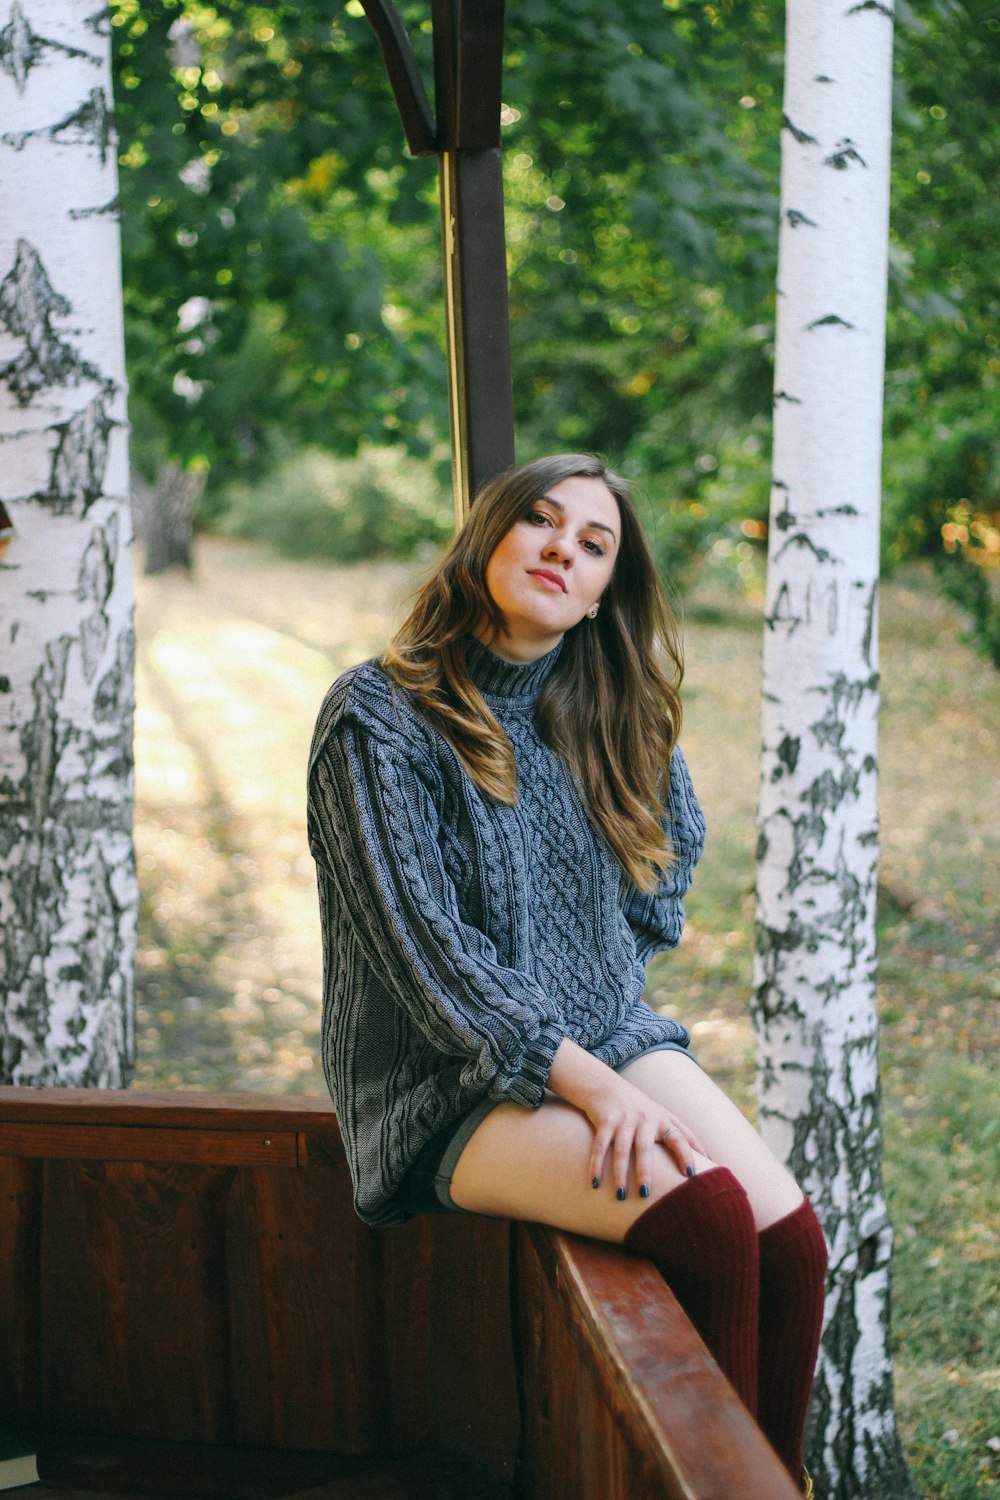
[582,538,606,557]
[525,509,551,526]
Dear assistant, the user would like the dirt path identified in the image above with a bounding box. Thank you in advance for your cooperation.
[132,538,424,1093]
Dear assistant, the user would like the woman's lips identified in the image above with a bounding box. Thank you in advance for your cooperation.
[528,569,566,592]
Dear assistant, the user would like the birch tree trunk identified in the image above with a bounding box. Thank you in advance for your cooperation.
[754,3,914,1497]
[0,0,136,1085]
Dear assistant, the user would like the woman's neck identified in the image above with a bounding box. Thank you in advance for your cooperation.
[470,622,563,664]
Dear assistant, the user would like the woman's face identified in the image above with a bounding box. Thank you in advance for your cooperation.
[481,474,620,662]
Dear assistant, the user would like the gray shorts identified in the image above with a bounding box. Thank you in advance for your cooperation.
[395,1039,701,1219]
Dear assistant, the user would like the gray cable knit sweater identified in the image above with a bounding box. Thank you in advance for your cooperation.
[307,637,706,1225]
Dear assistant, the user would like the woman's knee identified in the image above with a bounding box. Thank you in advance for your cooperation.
[618,1050,805,1230]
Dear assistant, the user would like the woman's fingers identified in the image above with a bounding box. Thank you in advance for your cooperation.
[633,1120,659,1199]
[660,1122,698,1178]
[589,1113,708,1197]
[612,1127,635,1199]
[589,1124,614,1190]
[581,1080,711,1198]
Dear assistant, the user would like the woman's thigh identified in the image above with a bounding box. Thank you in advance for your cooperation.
[448,1091,708,1242]
[619,1049,804,1230]
[449,1051,803,1238]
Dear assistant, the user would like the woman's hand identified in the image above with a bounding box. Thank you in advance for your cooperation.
[547,1038,707,1198]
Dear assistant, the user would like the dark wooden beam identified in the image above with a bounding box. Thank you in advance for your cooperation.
[358,1,435,156]
[362,1,515,522]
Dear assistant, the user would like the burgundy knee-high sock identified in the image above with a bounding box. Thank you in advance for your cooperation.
[757,1197,828,1480]
[623,1167,759,1413]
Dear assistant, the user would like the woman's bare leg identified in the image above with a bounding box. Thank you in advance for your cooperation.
[449,1050,803,1237]
[619,1050,805,1230]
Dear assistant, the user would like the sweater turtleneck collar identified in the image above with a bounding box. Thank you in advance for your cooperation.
[464,635,563,703]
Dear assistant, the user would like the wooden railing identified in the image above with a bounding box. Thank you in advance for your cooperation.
[0,1087,798,1500]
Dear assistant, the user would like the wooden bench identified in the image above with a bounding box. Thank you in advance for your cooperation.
[0,1088,798,1500]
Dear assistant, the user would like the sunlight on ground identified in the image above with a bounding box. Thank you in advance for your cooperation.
[132,540,425,1092]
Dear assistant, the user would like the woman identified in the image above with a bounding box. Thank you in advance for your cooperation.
[307,454,826,1492]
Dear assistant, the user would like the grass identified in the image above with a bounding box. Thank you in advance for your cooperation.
[132,542,1000,1498]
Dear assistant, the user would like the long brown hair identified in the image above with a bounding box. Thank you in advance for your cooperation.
[382,454,684,892]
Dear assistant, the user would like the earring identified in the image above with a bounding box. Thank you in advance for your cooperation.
[587,606,599,619]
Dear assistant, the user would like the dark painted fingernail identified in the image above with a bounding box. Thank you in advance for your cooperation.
[639,1183,650,1198]
[686,1165,697,1178]
[616,1187,627,1201]
[591,1176,600,1190]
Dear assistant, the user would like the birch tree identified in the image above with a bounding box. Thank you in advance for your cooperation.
[753,3,915,1497]
[0,0,136,1085]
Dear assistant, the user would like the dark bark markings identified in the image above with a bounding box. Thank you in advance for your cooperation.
[860,580,878,668]
[824,139,868,171]
[772,484,797,532]
[783,114,819,145]
[0,0,99,94]
[753,910,810,1024]
[773,733,801,779]
[85,7,112,39]
[0,240,105,405]
[765,580,802,634]
[45,394,116,515]
[809,671,879,748]
[805,578,839,634]
[2,87,114,163]
[3,622,134,1084]
[95,629,134,727]
[773,531,838,566]
[69,196,121,221]
[4,641,73,1013]
[805,314,856,331]
[755,668,880,1017]
[77,515,117,684]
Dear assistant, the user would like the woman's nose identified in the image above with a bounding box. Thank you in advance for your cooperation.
[543,535,570,564]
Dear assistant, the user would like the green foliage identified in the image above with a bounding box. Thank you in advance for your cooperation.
[111,0,444,484]
[111,0,1000,629]
[217,445,452,562]
[111,0,784,515]
[880,1,1000,660]
[883,411,1000,663]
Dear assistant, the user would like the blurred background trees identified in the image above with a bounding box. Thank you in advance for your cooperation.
[111,0,999,660]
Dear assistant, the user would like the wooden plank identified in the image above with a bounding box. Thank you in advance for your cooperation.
[0,1088,338,1136]
[281,1455,513,1500]
[377,1214,519,1471]
[37,1160,237,1443]
[32,1434,505,1500]
[0,1122,297,1166]
[225,1153,387,1452]
[0,1155,41,1421]
[1,1112,518,1464]
[516,1224,802,1500]
[225,1157,519,1466]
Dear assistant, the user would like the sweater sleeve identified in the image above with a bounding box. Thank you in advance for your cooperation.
[307,713,565,1108]
[622,745,707,964]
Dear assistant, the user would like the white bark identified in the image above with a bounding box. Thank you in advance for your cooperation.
[0,0,136,1085]
[755,3,913,1497]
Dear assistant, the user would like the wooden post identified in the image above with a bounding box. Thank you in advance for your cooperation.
[360,0,515,524]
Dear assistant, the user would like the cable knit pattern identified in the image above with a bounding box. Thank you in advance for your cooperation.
[307,637,706,1225]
